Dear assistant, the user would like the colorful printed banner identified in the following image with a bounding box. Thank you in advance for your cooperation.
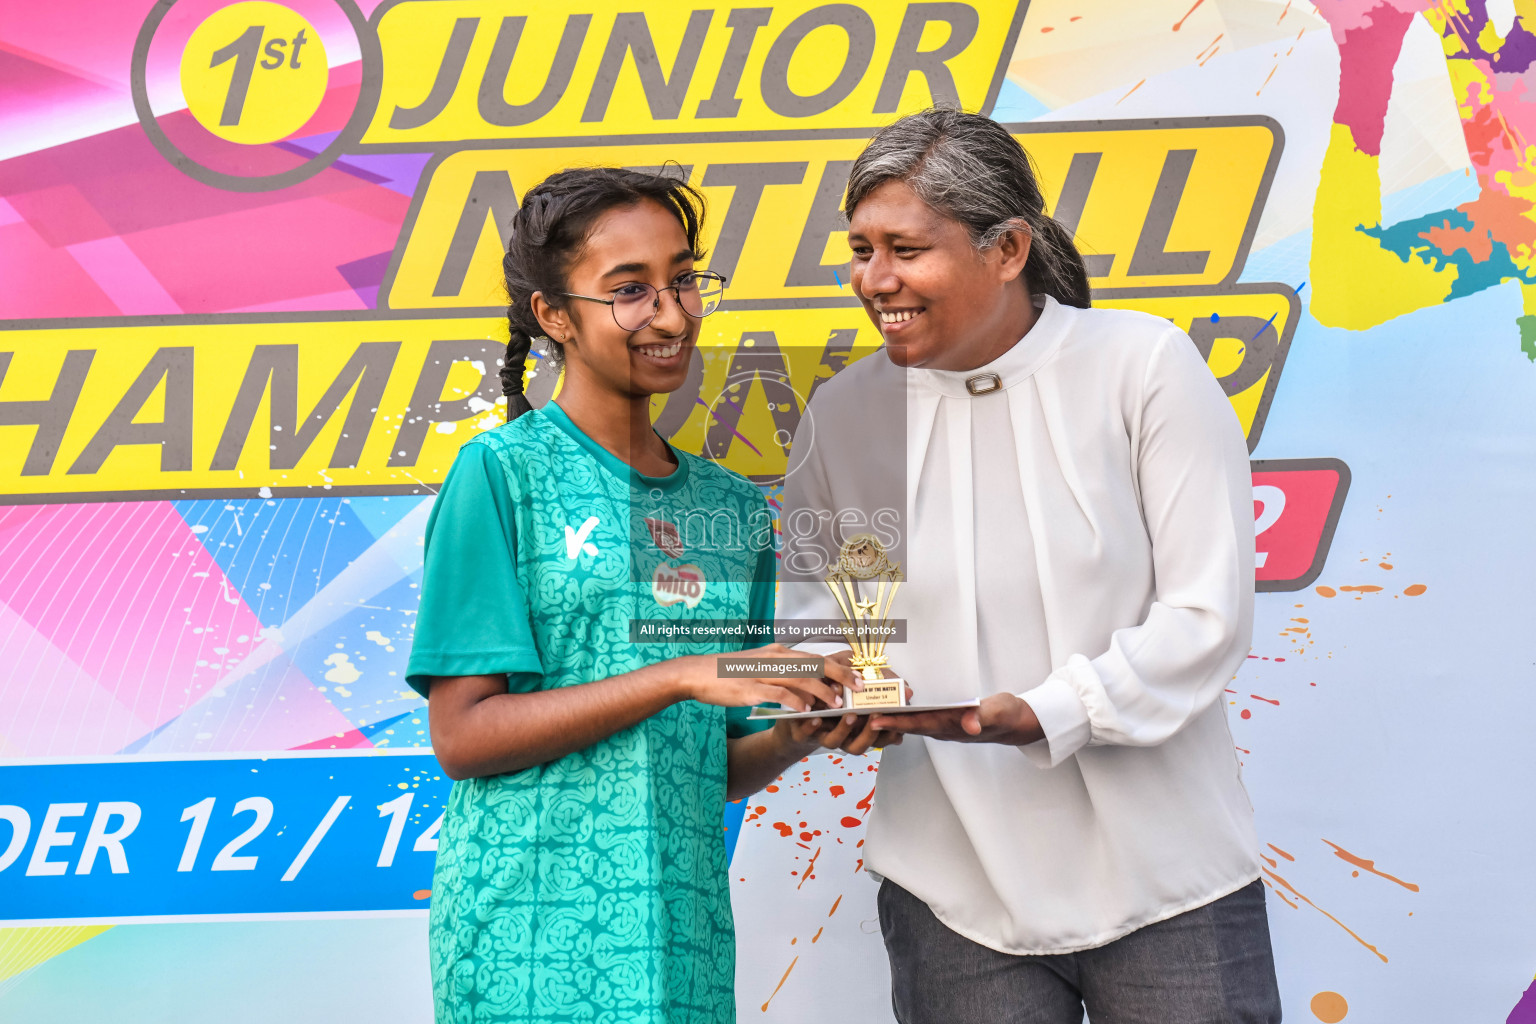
[359,0,1028,145]
[2,0,1534,1022]
[1252,459,1350,592]
[0,752,446,923]
[0,291,1296,497]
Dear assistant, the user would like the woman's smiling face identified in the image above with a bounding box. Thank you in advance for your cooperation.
[541,199,700,398]
[848,179,1032,372]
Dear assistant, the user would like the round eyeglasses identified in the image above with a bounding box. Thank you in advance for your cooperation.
[558,271,726,333]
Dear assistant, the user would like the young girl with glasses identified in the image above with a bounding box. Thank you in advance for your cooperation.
[406,167,852,1024]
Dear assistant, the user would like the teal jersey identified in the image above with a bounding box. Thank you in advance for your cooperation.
[407,402,774,1024]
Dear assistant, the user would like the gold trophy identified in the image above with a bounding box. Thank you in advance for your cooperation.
[824,534,906,710]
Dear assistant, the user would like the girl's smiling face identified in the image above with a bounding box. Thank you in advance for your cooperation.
[848,179,1032,372]
[535,199,700,399]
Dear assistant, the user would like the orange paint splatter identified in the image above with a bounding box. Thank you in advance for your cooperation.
[1322,840,1420,892]
[761,956,799,1012]
[1339,585,1382,594]
[1458,187,1536,254]
[1404,584,1427,596]
[1173,0,1205,30]
[828,895,842,917]
[1310,990,1349,1022]
[1316,586,1337,597]
[1263,876,1300,909]
[1268,843,1295,862]
[1263,868,1387,962]
[829,785,844,797]
[765,785,779,792]
[840,816,862,828]
[812,927,824,943]
[1377,562,1393,570]
[1257,64,1278,95]
[856,786,875,814]
[1250,694,1280,706]
[772,822,793,837]
[797,847,821,889]
[1421,220,1493,262]
[1117,78,1146,103]
[413,889,431,900]
[1278,0,1292,23]
[1041,25,1054,32]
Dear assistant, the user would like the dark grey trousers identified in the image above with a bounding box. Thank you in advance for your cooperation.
[878,878,1282,1024]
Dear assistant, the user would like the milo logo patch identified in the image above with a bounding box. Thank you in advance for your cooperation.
[652,563,705,609]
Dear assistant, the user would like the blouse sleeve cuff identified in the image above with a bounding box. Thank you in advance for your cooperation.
[1017,672,1092,768]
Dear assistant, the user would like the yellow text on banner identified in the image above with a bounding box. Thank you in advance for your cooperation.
[361,0,1025,145]
[0,314,506,502]
[0,288,1291,501]
[380,118,1280,311]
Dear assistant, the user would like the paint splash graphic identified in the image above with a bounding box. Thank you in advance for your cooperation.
[760,956,798,1013]
[1322,840,1420,891]
[1507,977,1536,1024]
[1311,990,1349,1022]
[741,751,881,1013]
[1258,836,1413,965]
[1263,867,1388,962]
[1309,0,1536,357]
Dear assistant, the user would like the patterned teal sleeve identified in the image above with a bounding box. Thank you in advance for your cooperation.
[406,442,543,697]
[726,505,779,739]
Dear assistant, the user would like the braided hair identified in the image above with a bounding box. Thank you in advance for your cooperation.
[499,167,707,419]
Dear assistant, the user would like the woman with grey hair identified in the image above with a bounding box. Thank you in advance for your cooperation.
[779,109,1281,1021]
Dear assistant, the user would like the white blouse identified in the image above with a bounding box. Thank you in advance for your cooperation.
[778,295,1262,955]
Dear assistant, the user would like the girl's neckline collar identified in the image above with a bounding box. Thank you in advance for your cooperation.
[539,401,690,491]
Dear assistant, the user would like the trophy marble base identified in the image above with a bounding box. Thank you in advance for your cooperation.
[846,675,906,710]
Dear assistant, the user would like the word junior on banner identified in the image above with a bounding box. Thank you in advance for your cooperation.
[360,1,1027,145]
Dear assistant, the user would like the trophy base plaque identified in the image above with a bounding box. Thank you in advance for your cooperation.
[748,695,979,721]
[846,674,906,710]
